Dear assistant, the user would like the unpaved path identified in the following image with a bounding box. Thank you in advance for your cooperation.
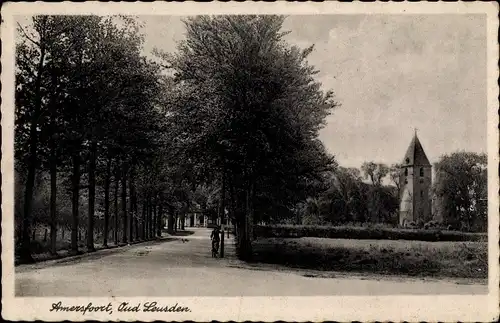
[15,228,487,296]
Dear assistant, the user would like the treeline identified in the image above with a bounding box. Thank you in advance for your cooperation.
[433,152,487,232]
[290,164,400,226]
[287,152,487,233]
[16,15,485,265]
[15,15,339,262]
[15,16,195,263]
[161,15,338,260]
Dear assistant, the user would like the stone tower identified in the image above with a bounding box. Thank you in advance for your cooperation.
[399,131,432,227]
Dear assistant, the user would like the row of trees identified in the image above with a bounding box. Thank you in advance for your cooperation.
[292,164,399,226]
[15,15,487,266]
[15,16,200,263]
[15,15,338,262]
[158,15,338,259]
[293,152,487,233]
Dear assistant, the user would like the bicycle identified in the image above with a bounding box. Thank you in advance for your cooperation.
[211,239,220,258]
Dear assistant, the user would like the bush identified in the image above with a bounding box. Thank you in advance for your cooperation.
[250,237,488,279]
[254,225,486,242]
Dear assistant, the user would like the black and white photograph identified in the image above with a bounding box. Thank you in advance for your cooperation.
[2,2,499,322]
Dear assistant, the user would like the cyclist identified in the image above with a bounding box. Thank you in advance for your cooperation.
[210,226,221,258]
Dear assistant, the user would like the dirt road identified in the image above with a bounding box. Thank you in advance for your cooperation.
[15,228,487,296]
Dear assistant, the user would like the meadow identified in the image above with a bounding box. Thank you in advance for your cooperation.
[250,236,487,280]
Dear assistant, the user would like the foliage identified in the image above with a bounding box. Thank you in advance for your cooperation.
[254,224,486,242]
[159,15,338,258]
[433,152,487,232]
[14,15,176,261]
[15,14,487,265]
[294,166,399,226]
[361,162,389,186]
[251,237,487,279]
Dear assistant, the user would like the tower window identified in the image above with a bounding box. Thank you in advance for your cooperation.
[420,190,423,198]
[404,168,408,176]
[420,167,424,177]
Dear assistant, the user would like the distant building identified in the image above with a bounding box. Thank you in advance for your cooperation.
[399,132,432,227]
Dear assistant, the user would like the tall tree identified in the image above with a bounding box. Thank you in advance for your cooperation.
[388,163,402,198]
[161,15,337,259]
[15,15,166,259]
[433,152,487,232]
[361,162,389,187]
[16,16,64,262]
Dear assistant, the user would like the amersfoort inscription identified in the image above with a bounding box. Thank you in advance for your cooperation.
[50,301,191,315]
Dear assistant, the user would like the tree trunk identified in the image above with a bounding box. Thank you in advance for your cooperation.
[129,166,135,242]
[134,190,139,241]
[152,197,157,238]
[167,208,174,234]
[249,179,255,241]
[220,171,226,258]
[142,197,147,240]
[145,195,150,239]
[180,212,185,231]
[236,216,246,260]
[103,158,111,247]
[157,200,163,237]
[71,153,81,254]
[86,140,97,252]
[20,24,48,263]
[113,170,119,245]
[229,178,237,235]
[121,164,128,244]
[238,179,254,261]
[49,125,57,255]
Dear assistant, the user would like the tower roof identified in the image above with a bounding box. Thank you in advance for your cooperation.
[402,132,431,167]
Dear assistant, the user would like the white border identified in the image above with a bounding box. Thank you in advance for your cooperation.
[2,2,499,321]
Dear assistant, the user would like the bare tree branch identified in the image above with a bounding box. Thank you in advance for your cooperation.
[17,22,41,47]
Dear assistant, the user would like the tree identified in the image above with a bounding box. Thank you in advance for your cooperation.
[332,167,366,223]
[388,163,402,198]
[433,152,487,232]
[361,162,392,222]
[16,16,65,262]
[161,15,337,259]
[15,15,166,260]
[361,162,389,187]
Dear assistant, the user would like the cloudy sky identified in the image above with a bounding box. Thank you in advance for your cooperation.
[138,14,487,168]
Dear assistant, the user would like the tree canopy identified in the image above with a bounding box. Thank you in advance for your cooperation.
[157,15,338,258]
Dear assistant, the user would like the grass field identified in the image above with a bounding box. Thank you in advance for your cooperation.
[250,237,488,279]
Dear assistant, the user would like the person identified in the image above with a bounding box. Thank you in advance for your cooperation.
[210,226,221,258]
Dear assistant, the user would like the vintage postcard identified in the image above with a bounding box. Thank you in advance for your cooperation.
[2,1,499,321]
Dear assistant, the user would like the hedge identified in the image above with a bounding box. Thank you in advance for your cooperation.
[254,225,486,242]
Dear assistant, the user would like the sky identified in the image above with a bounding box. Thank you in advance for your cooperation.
[138,14,487,169]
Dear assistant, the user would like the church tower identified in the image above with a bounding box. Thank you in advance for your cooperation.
[399,131,432,227]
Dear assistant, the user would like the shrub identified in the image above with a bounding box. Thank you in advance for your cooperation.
[250,237,488,279]
[254,225,486,242]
